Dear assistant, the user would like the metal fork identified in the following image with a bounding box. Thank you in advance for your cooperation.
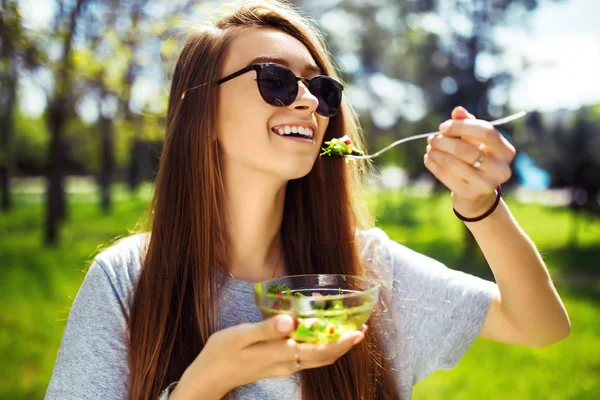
[345,110,528,160]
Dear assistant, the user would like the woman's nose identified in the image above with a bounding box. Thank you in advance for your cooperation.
[291,80,319,113]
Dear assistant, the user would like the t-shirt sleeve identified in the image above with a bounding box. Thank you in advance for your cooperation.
[364,228,497,385]
[45,259,130,400]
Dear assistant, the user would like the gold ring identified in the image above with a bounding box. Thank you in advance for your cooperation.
[473,143,485,169]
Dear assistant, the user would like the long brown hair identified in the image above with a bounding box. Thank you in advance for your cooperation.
[128,1,400,399]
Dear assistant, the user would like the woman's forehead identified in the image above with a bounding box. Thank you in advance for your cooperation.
[225,28,321,76]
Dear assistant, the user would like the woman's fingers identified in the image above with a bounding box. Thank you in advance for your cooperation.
[293,331,364,369]
[424,150,499,200]
[226,315,295,349]
[243,337,296,365]
[208,320,367,387]
[426,137,512,184]
[425,107,515,212]
[427,135,481,166]
[245,328,365,375]
[438,119,516,163]
[424,153,469,195]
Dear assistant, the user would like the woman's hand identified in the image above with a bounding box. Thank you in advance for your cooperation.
[171,315,367,400]
[424,106,517,219]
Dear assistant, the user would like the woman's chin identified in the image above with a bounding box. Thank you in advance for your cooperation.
[277,161,316,181]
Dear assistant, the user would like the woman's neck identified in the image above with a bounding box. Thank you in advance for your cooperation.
[224,166,287,281]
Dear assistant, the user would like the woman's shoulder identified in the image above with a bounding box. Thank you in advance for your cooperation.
[356,226,415,264]
[358,227,496,383]
[356,226,465,281]
[92,232,150,292]
[95,232,149,261]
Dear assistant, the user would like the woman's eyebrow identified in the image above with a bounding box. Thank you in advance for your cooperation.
[248,56,322,75]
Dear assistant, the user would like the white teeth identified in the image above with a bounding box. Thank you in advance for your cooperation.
[274,125,314,139]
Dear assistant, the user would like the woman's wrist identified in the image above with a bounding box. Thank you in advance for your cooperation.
[169,357,231,400]
[451,186,501,221]
[169,376,228,400]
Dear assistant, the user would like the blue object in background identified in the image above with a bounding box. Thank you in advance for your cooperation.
[514,153,551,190]
[495,128,551,190]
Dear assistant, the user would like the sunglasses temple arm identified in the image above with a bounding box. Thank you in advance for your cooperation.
[216,65,255,85]
[181,82,210,99]
[182,66,257,99]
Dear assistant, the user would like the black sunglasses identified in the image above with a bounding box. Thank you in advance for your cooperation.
[216,63,343,117]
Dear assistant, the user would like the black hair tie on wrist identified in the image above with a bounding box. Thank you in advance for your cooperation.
[453,185,503,222]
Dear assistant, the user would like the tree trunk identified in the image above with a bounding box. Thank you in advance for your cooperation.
[0,77,16,211]
[0,35,18,212]
[98,113,114,214]
[42,0,88,245]
[128,115,145,191]
[0,163,9,211]
[45,104,67,246]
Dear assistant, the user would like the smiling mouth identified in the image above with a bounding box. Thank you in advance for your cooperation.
[272,126,315,140]
[273,132,314,144]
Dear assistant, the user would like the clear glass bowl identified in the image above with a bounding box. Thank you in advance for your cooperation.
[253,274,380,343]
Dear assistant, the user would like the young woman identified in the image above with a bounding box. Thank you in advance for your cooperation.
[45,1,570,399]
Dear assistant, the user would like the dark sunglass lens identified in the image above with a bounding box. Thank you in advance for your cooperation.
[257,65,297,107]
[310,76,342,117]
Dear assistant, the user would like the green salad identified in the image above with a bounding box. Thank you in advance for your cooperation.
[267,283,359,342]
[320,135,365,157]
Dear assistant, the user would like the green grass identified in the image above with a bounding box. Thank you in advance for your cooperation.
[412,290,600,400]
[1,181,598,399]
[0,182,151,399]
[370,189,600,399]
[372,188,600,279]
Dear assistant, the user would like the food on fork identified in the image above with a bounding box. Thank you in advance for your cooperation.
[320,135,365,157]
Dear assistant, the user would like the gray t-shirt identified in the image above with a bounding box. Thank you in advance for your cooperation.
[45,228,496,399]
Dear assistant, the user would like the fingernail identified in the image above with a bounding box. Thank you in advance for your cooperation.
[440,120,452,132]
[353,333,364,345]
[277,316,293,332]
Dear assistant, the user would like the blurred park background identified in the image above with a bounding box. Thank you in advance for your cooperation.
[1,0,599,398]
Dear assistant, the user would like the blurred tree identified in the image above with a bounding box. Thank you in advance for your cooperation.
[567,114,598,246]
[97,81,116,214]
[302,0,562,167]
[44,0,91,245]
[121,0,149,192]
[520,106,600,246]
[544,108,600,246]
[301,0,563,257]
[36,0,194,224]
[14,110,48,174]
[74,0,195,212]
[0,0,43,211]
[71,0,128,214]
